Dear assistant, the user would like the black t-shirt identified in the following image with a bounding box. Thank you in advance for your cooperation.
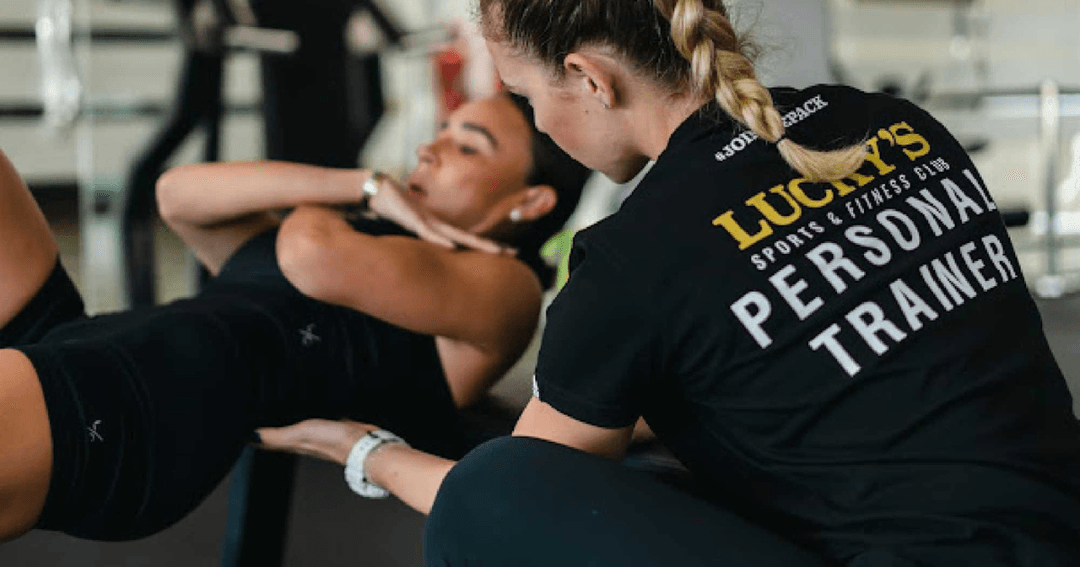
[534,85,1080,560]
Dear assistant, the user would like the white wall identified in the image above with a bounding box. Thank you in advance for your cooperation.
[424,0,835,89]
[733,0,833,89]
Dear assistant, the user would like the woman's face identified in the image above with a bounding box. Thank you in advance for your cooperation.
[405,95,534,232]
[487,40,646,184]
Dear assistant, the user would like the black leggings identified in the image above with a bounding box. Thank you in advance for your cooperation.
[426,439,1080,566]
[7,260,458,541]
[424,437,830,567]
[10,266,316,540]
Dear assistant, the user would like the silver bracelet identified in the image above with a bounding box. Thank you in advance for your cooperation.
[344,429,409,499]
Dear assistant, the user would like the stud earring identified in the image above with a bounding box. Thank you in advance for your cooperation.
[509,209,523,222]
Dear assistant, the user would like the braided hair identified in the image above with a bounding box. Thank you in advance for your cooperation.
[479,0,867,182]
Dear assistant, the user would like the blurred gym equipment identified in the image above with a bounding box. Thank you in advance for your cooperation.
[826,0,1080,297]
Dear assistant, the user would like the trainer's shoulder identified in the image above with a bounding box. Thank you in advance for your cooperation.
[773,84,928,148]
[775,83,896,106]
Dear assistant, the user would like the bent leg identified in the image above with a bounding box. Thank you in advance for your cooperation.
[425,437,828,567]
[0,150,61,327]
[18,304,261,541]
[0,349,53,542]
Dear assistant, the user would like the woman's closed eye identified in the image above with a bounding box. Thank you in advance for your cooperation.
[458,145,479,156]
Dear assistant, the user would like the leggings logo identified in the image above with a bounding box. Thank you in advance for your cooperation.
[298,324,321,347]
[88,419,104,443]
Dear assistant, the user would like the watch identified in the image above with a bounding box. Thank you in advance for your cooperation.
[361,171,388,203]
[341,171,388,219]
[344,429,409,498]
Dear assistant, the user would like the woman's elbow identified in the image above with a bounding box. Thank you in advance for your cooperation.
[276,213,332,299]
[155,165,196,224]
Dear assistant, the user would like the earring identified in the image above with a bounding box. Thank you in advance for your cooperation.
[509,209,523,222]
[602,101,610,110]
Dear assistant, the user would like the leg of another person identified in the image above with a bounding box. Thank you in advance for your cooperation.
[425,436,829,567]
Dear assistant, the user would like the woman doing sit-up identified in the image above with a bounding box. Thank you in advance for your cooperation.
[0,92,589,543]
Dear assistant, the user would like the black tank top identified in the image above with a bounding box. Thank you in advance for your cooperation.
[207,215,490,457]
[217,215,552,289]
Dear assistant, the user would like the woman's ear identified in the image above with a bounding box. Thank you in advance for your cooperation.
[564,51,617,110]
[514,185,557,222]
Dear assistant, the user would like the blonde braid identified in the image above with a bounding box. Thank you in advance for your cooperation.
[656,0,866,183]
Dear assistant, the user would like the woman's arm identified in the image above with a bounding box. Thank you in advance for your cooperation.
[277,205,541,406]
[157,161,367,227]
[156,161,370,274]
[285,204,537,330]
[277,206,541,342]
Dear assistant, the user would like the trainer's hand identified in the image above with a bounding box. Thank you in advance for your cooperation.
[366,175,514,256]
[254,419,375,465]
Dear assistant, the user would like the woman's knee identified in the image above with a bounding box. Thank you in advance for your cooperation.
[0,151,59,328]
[0,350,53,542]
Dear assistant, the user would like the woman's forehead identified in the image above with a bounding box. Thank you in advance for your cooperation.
[450,97,529,147]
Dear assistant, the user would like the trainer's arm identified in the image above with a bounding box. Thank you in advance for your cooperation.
[366,445,455,515]
[513,397,634,461]
[156,161,373,274]
[257,400,635,515]
[255,419,454,515]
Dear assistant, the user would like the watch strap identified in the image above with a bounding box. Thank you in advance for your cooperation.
[344,429,408,499]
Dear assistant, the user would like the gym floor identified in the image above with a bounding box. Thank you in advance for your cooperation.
[1,188,1079,566]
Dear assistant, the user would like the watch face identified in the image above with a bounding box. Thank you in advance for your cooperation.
[373,429,398,442]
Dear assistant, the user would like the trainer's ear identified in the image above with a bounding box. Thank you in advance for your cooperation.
[513,185,557,222]
[563,51,618,110]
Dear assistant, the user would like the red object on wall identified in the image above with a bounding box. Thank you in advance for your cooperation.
[435,46,467,119]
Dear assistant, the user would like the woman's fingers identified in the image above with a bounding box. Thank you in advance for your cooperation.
[415,224,458,249]
[367,175,515,256]
[254,419,372,464]
[429,218,513,255]
[370,183,459,249]
[254,420,320,452]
